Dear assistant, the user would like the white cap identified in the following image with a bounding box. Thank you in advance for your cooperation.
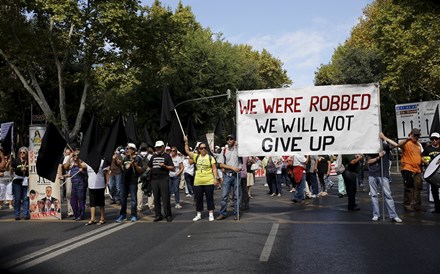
[155,140,165,147]
[127,143,137,150]
[430,132,440,138]
[165,146,171,150]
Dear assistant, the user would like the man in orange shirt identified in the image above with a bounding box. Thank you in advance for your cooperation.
[394,128,428,211]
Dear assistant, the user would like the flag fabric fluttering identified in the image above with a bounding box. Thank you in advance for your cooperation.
[167,116,185,155]
[97,115,127,163]
[186,118,197,145]
[160,85,175,132]
[1,124,13,156]
[430,105,440,135]
[143,128,154,148]
[214,118,223,139]
[79,115,102,173]
[125,113,138,146]
[36,123,67,182]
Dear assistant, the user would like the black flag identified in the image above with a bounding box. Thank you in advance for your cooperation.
[167,116,185,155]
[97,115,127,163]
[186,119,197,144]
[430,105,440,135]
[79,115,102,173]
[1,125,12,156]
[160,85,175,132]
[125,113,138,145]
[36,124,67,182]
[143,128,154,148]
[214,118,223,139]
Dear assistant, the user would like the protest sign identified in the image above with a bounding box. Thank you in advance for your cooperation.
[236,83,381,156]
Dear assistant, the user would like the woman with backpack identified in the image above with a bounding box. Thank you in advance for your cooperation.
[184,137,219,221]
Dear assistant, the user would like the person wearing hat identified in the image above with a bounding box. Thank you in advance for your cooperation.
[116,143,143,223]
[148,140,175,222]
[391,128,426,212]
[216,134,242,220]
[422,132,440,213]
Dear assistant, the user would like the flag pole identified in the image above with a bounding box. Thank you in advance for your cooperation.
[173,109,185,136]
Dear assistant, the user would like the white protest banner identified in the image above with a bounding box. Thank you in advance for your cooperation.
[236,83,381,156]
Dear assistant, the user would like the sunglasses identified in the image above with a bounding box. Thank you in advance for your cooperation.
[199,147,207,150]
[171,149,177,152]
[413,134,420,137]
[19,151,26,154]
[431,137,439,141]
[226,138,234,141]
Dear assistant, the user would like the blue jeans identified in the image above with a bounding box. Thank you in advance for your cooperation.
[120,183,137,218]
[275,174,283,195]
[219,173,239,216]
[369,176,398,218]
[169,176,180,204]
[293,173,306,201]
[12,182,29,218]
[306,172,319,195]
[184,173,194,195]
[109,173,122,202]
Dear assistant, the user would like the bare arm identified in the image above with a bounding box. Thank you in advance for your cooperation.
[183,136,195,159]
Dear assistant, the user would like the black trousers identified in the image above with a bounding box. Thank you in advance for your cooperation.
[151,176,171,218]
[241,178,249,208]
[431,184,440,211]
[194,185,215,212]
[342,170,358,209]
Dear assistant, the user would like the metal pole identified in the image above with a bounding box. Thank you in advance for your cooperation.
[236,172,240,221]
[381,154,385,222]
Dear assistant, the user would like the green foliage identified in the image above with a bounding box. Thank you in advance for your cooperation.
[314,0,440,137]
[0,0,291,143]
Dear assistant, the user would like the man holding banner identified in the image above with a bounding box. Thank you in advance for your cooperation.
[216,134,242,221]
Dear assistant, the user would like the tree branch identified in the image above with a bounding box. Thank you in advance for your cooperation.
[0,48,56,123]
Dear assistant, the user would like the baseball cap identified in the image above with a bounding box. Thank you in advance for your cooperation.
[165,146,171,150]
[430,132,440,139]
[226,134,235,140]
[127,143,137,150]
[154,140,165,147]
[410,128,421,135]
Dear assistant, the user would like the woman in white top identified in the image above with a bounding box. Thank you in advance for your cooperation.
[85,160,110,225]
[183,156,194,197]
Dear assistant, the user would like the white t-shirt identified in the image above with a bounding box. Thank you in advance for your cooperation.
[169,155,184,177]
[183,157,194,176]
[87,160,109,189]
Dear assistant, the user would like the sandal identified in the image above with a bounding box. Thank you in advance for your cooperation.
[96,220,106,225]
[85,220,96,226]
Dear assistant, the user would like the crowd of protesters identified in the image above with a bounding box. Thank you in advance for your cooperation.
[2,129,440,224]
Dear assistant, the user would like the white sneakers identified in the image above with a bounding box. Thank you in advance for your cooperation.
[372,216,403,223]
[193,213,215,221]
[193,214,202,221]
[393,217,403,223]
[175,204,182,209]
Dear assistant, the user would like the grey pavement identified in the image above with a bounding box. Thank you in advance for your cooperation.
[1,172,439,273]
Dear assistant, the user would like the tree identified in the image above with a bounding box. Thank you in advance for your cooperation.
[0,0,140,140]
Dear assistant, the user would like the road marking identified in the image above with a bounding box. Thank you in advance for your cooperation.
[259,223,279,262]
[7,223,133,271]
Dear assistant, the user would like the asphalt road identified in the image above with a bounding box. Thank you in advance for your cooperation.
[1,173,439,273]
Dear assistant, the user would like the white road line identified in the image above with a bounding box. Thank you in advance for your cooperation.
[5,222,125,270]
[259,223,279,262]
